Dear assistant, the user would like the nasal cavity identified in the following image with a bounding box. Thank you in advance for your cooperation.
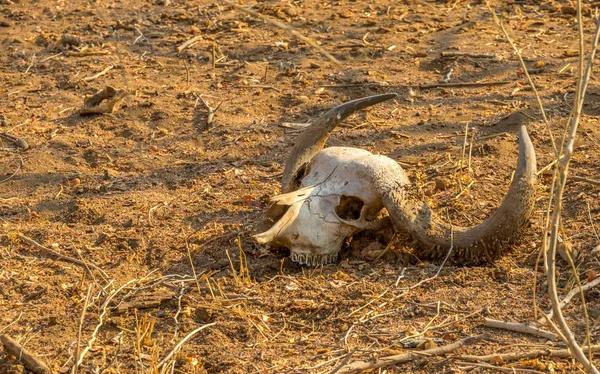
[335,195,364,221]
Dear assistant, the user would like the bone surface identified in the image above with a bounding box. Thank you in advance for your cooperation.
[256,94,537,265]
[254,147,401,264]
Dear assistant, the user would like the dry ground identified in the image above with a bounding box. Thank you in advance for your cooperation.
[1,0,600,373]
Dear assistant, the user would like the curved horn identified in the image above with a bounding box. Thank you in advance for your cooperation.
[281,93,398,193]
[381,125,537,263]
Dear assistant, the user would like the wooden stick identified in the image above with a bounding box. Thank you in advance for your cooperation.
[570,175,600,186]
[0,156,23,184]
[183,230,202,295]
[194,94,223,128]
[538,277,600,324]
[535,0,600,369]
[73,286,93,374]
[233,84,280,92]
[24,54,36,74]
[212,42,216,69]
[157,322,216,369]
[82,65,113,82]
[457,344,600,363]
[17,234,109,281]
[484,318,556,341]
[419,80,512,89]
[335,334,487,374]
[74,280,133,369]
[0,334,53,374]
[66,50,110,57]
[318,82,384,88]
[455,361,546,374]
[441,51,496,58]
[177,35,202,52]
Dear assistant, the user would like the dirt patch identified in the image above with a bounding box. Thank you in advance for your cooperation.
[1,0,599,373]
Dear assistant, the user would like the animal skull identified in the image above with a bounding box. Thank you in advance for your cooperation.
[254,147,406,265]
[256,94,537,265]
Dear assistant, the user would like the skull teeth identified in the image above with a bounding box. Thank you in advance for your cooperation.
[290,252,338,266]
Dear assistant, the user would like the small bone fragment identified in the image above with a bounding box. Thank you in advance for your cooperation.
[177,35,202,52]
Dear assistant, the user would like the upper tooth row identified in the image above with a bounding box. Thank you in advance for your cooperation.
[290,252,338,266]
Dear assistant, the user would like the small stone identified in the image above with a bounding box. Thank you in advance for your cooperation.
[61,33,82,47]
[284,7,298,17]
[0,20,11,27]
[434,179,448,191]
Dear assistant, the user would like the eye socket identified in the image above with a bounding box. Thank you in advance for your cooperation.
[293,163,309,186]
[335,195,364,221]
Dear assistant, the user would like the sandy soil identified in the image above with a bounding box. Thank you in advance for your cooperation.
[1,0,600,373]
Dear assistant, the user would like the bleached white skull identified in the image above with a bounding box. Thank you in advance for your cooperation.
[254,147,408,265]
[255,94,537,266]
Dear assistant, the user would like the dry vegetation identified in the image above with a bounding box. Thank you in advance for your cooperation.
[1,0,600,373]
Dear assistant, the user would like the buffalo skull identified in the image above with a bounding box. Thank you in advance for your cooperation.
[255,94,537,265]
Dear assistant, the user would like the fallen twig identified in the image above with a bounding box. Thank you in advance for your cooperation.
[543,1,600,370]
[318,82,385,88]
[194,94,224,129]
[82,65,113,82]
[113,289,175,314]
[538,277,600,324]
[0,312,23,334]
[233,84,281,92]
[66,50,111,57]
[456,361,546,374]
[74,279,134,370]
[0,334,53,374]
[17,233,109,281]
[183,230,203,295]
[327,350,355,374]
[456,344,600,363]
[419,80,512,89]
[0,156,23,184]
[73,286,93,374]
[24,54,36,74]
[335,334,488,374]
[570,175,600,186]
[441,51,496,58]
[158,322,217,371]
[404,227,454,291]
[177,35,203,52]
[484,318,556,341]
